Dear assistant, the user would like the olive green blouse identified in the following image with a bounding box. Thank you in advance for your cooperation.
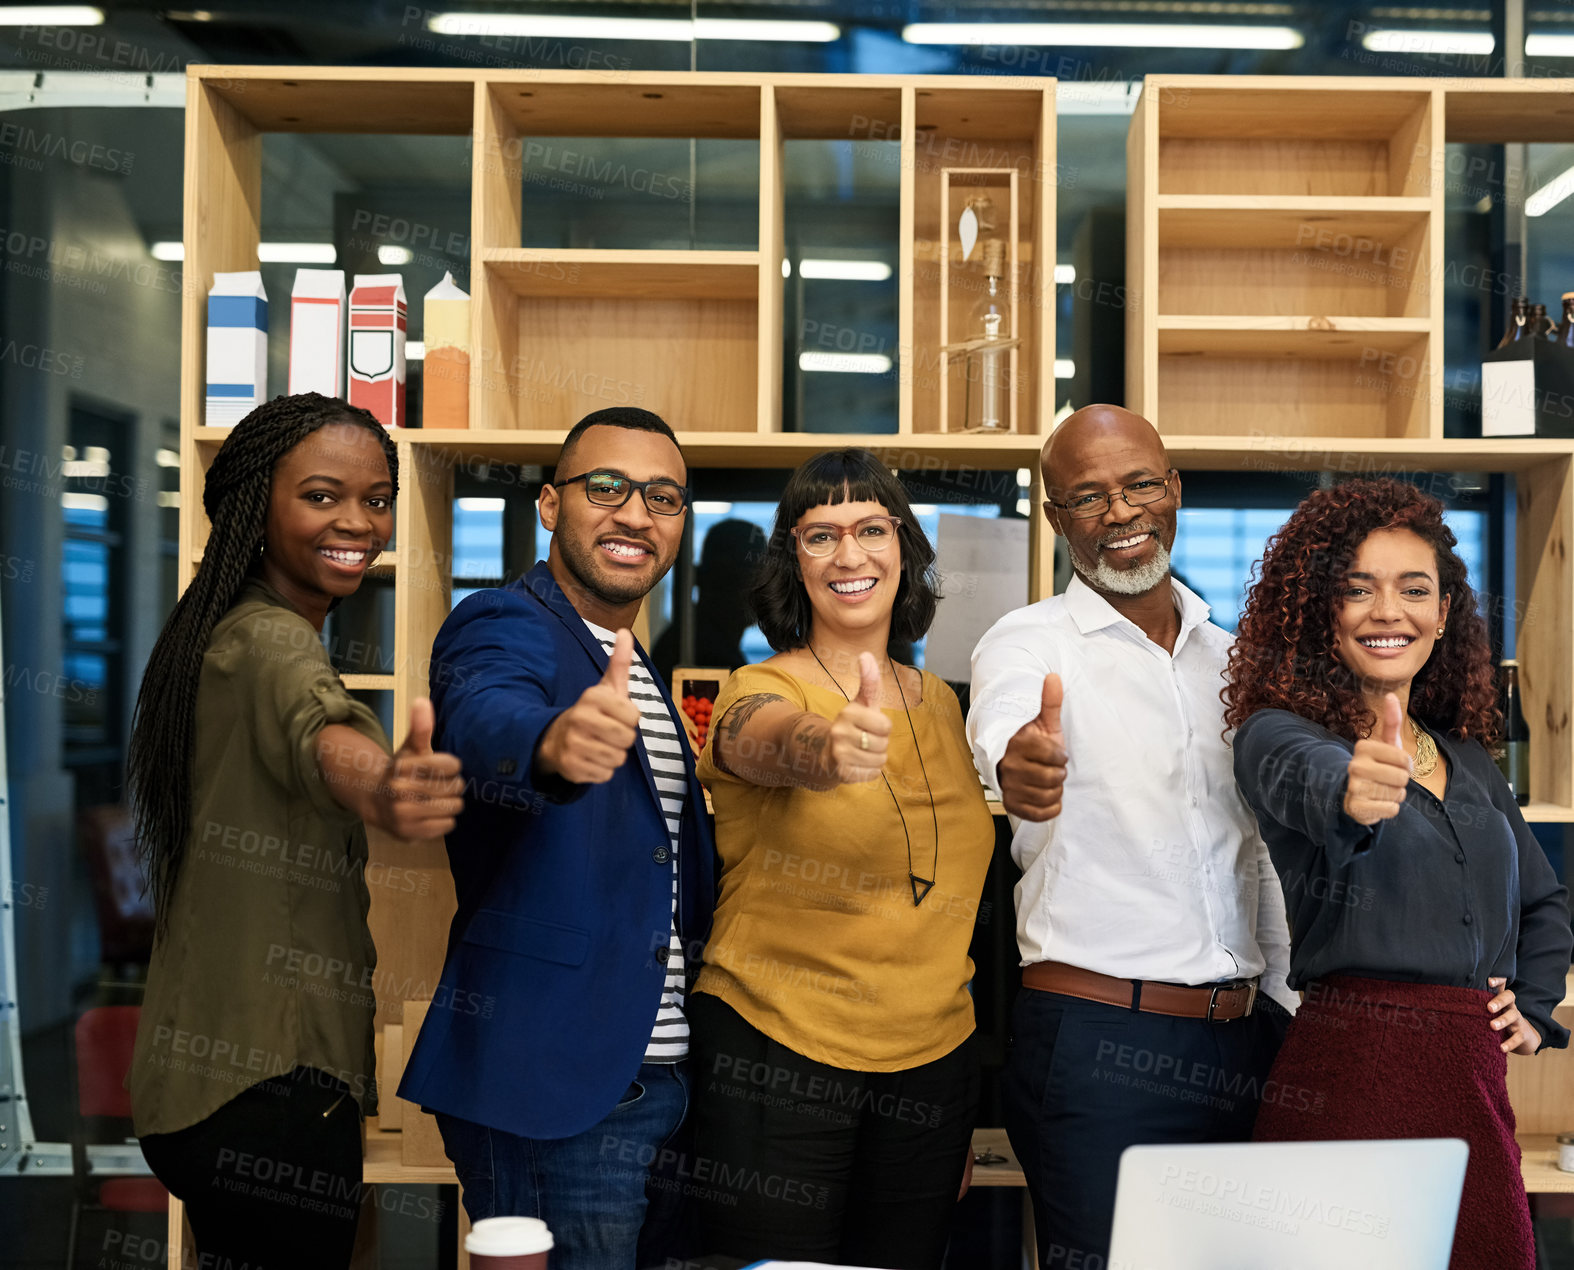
[129,577,389,1137]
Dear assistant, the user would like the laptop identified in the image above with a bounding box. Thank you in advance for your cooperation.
[1107,1139,1469,1270]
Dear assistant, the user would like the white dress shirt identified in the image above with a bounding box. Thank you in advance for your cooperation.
[968,574,1296,1012]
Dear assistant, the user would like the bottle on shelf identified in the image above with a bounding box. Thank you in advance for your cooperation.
[966,238,1012,432]
[1498,658,1531,806]
[1530,302,1554,340]
[1498,296,1530,347]
[1556,292,1574,349]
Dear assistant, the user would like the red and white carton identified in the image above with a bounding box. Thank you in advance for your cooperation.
[288,268,346,397]
[348,273,407,428]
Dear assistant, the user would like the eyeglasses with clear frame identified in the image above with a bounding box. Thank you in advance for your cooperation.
[1047,469,1178,520]
[553,471,689,516]
[791,516,903,557]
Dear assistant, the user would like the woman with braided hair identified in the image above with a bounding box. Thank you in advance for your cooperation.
[127,393,464,1268]
[1224,477,1570,1270]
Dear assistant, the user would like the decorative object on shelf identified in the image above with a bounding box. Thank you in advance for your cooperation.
[288,268,346,397]
[1482,323,1574,438]
[940,170,1020,434]
[204,271,267,427]
[1497,297,1531,348]
[1531,302,1555,340]
[349,274,408,428]
[1498,658,1530,806]
[1556,293,1574,349]
[674,669,728,757]
[422,271,470,430]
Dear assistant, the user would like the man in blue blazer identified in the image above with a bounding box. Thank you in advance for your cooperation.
[400,408,717,1270]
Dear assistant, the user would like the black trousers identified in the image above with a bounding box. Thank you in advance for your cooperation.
[687,993,979,1270]
[139,1067,363,1270]
[1003,988,1290,1270]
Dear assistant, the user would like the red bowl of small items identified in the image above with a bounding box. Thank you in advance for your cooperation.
[672,669,728,756]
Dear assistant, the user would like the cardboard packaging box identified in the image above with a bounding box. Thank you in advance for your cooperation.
[288,268,347,397]
[204,271,267,426]
[349,273,407,428]
[422,271,470,429]
[1482,340,1574,438]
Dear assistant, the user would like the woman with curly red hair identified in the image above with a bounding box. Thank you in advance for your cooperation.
[1225,476,1570,1269]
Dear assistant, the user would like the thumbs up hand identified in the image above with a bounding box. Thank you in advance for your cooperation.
[827,652,894,785]
[380,698,465,839]
[997,673,1068,822]
[536,628,643,785]
[1343,692,1411,826]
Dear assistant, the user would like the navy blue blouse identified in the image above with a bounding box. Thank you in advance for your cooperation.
[1234,708,1572,1050]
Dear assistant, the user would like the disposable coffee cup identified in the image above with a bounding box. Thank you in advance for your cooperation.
[464,1216,553,1269]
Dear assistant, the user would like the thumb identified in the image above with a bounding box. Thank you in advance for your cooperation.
[1037,673,1063,736]
[401,697,435,755]
[1382,693,1403,749]
[603,628,633,697]
[855,652,881,708]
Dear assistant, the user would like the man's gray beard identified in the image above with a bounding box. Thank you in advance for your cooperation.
[1070,539,1173,596]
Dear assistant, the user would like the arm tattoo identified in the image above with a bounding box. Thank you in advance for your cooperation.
[790,715,829,773]
[713,693,789,778]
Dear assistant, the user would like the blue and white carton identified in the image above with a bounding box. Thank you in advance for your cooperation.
[205,271,267,426]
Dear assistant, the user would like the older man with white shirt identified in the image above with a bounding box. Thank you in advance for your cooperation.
[967,404,1296,1269]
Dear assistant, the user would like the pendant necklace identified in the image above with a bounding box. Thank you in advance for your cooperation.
[807,645,939,907]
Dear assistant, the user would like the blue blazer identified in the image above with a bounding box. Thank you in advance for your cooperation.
[399,561,717,1139]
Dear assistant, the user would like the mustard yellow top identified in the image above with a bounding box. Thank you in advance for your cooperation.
[694,661,996,1071]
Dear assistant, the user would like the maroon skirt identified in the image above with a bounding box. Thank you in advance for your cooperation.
[1253,975,1531,1270]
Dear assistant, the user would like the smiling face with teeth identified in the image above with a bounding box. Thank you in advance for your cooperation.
[794,498,901,645]
[539,423,687,629]
[258,422,394,628]
[1334,527,1451,703]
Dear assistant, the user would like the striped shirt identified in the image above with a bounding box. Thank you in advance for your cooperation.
[585,621,689,1062]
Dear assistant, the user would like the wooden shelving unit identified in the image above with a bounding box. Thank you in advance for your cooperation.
[175,69,1057,1258]
[1130,74,1574,817]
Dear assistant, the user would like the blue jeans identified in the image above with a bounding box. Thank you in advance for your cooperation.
[435,1062,690,1270]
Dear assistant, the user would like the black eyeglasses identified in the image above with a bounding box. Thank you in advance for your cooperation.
[1048,470,1177,520]
[554,471,689,516]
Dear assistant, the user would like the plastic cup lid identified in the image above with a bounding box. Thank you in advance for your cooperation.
[464,1217,554,1254]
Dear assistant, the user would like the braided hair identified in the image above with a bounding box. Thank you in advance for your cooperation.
[128,393,398,931]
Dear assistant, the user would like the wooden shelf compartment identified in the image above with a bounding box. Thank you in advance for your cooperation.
[909,85,1055,437]
[1155,332,1434,439]
[1445,80,1574,146]
[341,674,396,692]
[482,248,760,300]
[193,66,475,135]
[1156,82,1436,198]
[1156,317,1433,358]
[490,77,763,139]
[1157,200,1432,321]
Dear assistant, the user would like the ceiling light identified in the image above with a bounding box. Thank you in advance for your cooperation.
[693,502,735,515]
[1016,498,1031,516]
[429,13,838,41]
[378,245,414,266]
[257,243,337,264]
[406,341,425,361]
[1055,359,1076,379]
[799,352,893,374]
[798,260,893,282]
[1361,29,1492,55]
[151,241,183,261]
[1016,468,1031,487]
[1055,264,1076,285]
[1526,34,1574,56]
[782,259,792,279]
[0,7,104,24]
[902,23,1303,50]
[1527,162,1574,217]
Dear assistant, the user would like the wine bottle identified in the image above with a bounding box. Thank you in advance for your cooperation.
[1556,292,1574,349]
[1499,659,1530,806]
[1498,296,1530,347]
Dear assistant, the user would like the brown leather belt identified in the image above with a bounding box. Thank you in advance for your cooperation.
[1022,960,1258,1021]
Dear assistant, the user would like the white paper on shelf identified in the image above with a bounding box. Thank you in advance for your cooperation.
[1481,359,1537,437]
[923,513,1029,682]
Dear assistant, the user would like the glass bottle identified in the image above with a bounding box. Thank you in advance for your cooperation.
[964,239,1011,432]
[1498,296,1530,347]
[1498,659,1531,806]
[1556,293,1574,349]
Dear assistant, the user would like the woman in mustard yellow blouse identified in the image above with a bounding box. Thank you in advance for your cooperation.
[692,448,996,1269]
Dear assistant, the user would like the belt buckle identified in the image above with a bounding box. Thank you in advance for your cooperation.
[1206,981,1256,1021]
